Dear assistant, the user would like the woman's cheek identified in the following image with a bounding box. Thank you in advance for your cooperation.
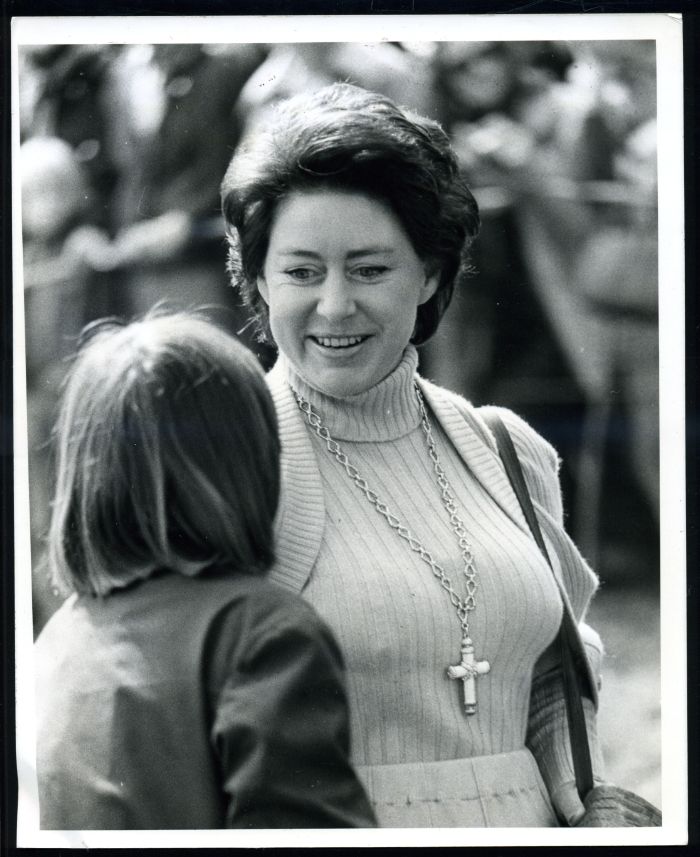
[267,287,310,339]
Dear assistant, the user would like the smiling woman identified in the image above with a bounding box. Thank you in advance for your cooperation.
[258,190,439,397]
[219,83,621,829]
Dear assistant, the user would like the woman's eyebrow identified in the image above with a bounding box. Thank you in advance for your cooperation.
[346,247,396,259]
[274,247,396,259]
[275,249,324,259]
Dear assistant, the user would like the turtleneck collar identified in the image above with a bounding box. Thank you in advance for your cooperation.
[280,346,421,442]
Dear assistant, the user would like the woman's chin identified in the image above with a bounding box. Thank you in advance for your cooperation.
[296,359,381,398]
[306,370,375,399]
[298,342,378,398]
[291,338,408,398]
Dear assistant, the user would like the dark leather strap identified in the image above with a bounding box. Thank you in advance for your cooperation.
[484,412,594,800]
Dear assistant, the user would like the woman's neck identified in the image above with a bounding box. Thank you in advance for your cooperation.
[281,346,421,442]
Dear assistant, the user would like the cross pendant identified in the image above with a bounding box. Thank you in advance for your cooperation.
[447,637,490,715]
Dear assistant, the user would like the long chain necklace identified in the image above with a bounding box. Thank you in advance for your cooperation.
[293,383,490,716]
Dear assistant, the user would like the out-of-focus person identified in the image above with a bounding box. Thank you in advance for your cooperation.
[430,41,659,573]
[34,311,377,830]
[104,44,267,355]
[21,136,118,632]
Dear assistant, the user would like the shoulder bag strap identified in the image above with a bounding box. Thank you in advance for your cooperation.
[483,411,594,800]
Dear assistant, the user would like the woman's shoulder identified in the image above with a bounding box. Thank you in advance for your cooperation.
[418,377,560,474]
[477,404,561,477]
[418,377,563,522]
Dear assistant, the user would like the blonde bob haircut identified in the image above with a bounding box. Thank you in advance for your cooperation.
[48,310,280,597]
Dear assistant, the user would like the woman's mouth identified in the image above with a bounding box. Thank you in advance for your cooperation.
[309,335,369,349]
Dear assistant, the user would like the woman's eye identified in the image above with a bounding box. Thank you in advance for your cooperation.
[285,267,316,282]
[354,265,388,279]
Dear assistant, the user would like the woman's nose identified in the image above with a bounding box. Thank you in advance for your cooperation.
[316,274,356,321]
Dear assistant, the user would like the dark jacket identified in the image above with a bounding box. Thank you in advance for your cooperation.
[35,568,376,829]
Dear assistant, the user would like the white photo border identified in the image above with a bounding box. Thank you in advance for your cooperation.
[11,11,686,848]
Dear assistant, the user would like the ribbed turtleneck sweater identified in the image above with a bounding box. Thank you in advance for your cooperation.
[282,346,564,768]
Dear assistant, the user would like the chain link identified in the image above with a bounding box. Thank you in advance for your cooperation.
[293,385,480,639]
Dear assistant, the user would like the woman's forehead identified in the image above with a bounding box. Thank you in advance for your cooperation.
[267,189,412,255]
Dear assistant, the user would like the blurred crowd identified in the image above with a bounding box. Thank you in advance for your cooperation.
[18,40,659,632]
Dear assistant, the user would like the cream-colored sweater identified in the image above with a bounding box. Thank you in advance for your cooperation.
[267,346,604,820]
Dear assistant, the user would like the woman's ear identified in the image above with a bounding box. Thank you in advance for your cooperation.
[257,275,270,305]
[418,268,441,306]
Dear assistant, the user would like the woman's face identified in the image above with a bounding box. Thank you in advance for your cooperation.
[258,189,439,398]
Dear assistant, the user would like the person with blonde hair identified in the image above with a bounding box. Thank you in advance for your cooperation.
[34,310,375,830]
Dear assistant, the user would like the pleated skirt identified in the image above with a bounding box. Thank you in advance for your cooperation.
[357,748,559,828]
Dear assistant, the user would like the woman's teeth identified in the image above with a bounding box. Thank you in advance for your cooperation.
[313,335,364,348]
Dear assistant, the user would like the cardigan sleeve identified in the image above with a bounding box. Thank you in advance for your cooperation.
[476,407,604,663]
[526,665,607,825]
[208,594,377,829]
[478,404,600,622]
[485,406,605,668]
[477,405,608,823]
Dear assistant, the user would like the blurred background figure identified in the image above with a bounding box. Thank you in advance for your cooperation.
[103,43,268,346]
[236,41,435,129]
[425,40,659,579]
[423,40,578,407]
[20,42,268,628]
[21,135,119,631]
[19,45,121,232]
[18,39,661,806]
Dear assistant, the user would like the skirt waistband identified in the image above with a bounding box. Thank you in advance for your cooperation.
[356,749,558,827]
[357,748,542,801]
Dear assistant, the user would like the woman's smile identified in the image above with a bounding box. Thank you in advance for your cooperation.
[307,333,372,363]
[310,335,367,349]
[258,189,439,397]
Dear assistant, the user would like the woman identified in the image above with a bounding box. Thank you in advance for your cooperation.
[34,311,375,829]
[221,83,606,828]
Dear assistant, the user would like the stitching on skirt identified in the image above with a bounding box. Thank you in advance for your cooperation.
[372,784,542,808]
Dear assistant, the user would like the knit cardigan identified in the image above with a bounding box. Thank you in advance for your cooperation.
[266,360,601,701]
[265,356,605,824]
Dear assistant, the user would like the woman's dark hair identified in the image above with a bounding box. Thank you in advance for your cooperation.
[48,309,280,596]
[221,82,480,345]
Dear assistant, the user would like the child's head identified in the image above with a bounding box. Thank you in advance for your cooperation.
[48,309,280,596]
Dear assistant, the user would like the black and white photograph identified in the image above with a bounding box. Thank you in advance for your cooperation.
[9,12,686,848]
